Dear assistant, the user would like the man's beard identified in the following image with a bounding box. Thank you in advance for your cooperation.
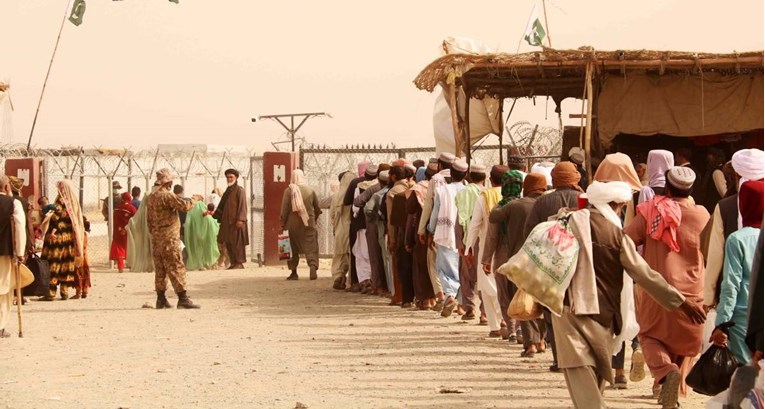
[227,181,235,187]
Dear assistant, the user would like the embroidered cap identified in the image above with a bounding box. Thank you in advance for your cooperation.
[666,166,696,190]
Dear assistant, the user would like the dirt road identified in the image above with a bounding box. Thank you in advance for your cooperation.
[1,264,706,408]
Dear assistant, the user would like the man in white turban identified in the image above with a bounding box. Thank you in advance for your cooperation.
[704,148,765,310]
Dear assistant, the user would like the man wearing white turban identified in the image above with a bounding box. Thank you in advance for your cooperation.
[554,181,704,409]
[704,149,765,309]
[530,162,555,188]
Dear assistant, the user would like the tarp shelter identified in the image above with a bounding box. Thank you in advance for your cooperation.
[413,47,764,174]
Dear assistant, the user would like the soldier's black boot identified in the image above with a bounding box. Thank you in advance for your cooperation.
[156,291,173,309]
[309,266,317,280]
[286,268,298,280]
[177,291,201,309]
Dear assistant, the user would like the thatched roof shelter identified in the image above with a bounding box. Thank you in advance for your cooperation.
[414,47,764,100]
[413,46,764,175]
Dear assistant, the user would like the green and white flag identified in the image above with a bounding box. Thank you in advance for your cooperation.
[523,4,546,47]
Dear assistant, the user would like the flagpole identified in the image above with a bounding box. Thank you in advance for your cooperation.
[26,0,73,152]
[542,0,552,48]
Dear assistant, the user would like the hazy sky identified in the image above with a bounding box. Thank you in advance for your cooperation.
[2,0,762,152]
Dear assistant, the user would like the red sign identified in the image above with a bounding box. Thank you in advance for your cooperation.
[262,152,297,265]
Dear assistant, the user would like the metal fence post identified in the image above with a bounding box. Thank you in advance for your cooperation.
[106,175,114,269]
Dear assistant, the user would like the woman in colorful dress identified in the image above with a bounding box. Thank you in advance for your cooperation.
[110,192,137,273]
[40,180,85,301]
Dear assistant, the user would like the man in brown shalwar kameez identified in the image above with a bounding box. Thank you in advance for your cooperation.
[214,168,249,269]
[554,181,705,409]
[281,169,321,280]
[625,167,710,407]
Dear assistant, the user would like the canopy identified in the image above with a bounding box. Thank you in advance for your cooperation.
[414,47,764,149]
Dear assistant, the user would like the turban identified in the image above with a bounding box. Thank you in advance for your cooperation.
[646,150,674,189]
[523,172,548,196]
[415,167,427,182]
[121,192,132,202]
[8,176,23,194]
[499,170,524,206]
[732,149,764,182]
[224,168,240,177]
[392,158,408,167]
[156,168,173,185]
[531,162,555,186]
[586,181,633,228]
[593,153,642,192]
[357,160,372,178]
[378,170,390,182]
[551,161,582,191]
[667,166,696,191]
[739,180,764,229]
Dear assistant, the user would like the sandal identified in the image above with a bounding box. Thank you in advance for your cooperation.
[38,295,55,302]
[441,298,456,317]
[520,349,537,358]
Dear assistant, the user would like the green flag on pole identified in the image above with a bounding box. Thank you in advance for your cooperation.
[523,4,546,47]
[68,0,86,26]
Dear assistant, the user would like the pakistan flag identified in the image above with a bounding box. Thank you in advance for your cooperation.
[523,4,546,47]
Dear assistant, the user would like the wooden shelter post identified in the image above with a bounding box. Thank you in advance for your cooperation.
[449,85,462,156]
[463,85,471,164]
[498,99,504,165]
[584,61,594,184]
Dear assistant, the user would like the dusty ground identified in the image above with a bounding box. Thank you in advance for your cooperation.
[1,262,707,409]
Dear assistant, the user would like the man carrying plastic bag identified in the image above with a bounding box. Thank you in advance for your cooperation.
[501,181,706,409]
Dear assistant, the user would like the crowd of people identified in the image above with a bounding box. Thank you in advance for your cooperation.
[0,144,762,408]
[281,146,764,409]
[0,167,250,314]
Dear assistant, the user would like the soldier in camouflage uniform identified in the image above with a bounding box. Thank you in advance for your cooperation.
[145,168,200,309]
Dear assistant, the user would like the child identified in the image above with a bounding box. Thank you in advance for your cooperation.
[205,203,215,216]
[38,196,56,215]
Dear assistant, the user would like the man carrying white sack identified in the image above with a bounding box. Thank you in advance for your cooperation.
[0,175,26,338]
[552,181,705,409]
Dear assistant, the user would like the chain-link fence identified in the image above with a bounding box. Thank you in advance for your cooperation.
[0,143,558,266]
[298,145,559,257]
[0,145,259,268]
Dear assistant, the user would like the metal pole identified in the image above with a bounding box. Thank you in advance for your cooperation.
[27,0,73,151]
[78,150,84,209]
[290,116,295,152]
[107,175,114,269]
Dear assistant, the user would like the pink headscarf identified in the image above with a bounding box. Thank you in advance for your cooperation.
[636,195,682,252]
[357,160,372,178]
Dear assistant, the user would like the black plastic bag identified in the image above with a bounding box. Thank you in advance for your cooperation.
[686,344,740,396]
[22,254,50,297]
